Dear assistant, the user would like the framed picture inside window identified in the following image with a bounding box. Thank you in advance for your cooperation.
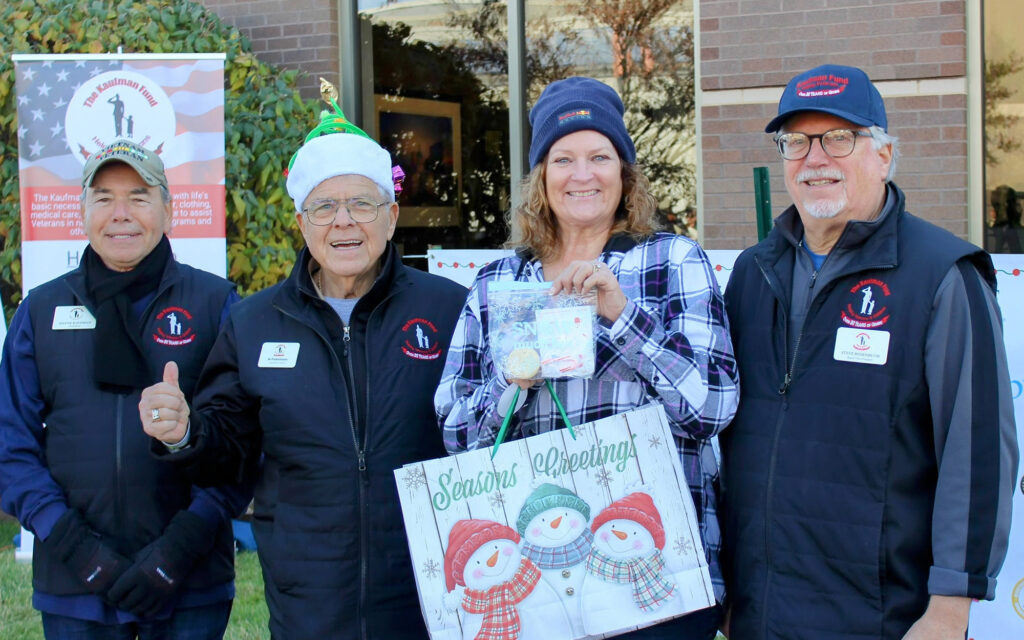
[375,95,461,227]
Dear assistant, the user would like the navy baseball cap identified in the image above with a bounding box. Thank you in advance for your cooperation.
[765,64,887,133]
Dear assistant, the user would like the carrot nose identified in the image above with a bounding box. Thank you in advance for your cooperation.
[486,550,499,567]
[550,516,562,528]
[612,529,628,540]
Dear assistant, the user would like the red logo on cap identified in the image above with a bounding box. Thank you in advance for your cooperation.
[796,74,849,98]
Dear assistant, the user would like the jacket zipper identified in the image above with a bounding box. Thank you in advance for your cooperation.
[356,292,396,640]
[344,323,372,638]
[114,395,125,545]
[778,267,816,394]
[341,326,366,472]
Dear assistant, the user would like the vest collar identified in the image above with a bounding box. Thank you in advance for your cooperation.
[756,184,904,276]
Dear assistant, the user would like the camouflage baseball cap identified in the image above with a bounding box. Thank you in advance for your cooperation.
[82,139,168,190]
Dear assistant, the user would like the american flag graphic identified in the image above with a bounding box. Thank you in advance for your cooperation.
[14,54,226,240]
[13,54,228,292]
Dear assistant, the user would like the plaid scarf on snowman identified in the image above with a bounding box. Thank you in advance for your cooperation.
[585,547,675,612]
[520,528,593,569]
[462,558,541,640]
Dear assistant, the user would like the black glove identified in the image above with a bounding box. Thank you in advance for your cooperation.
[108,510,214,618]
[43,509,131,596]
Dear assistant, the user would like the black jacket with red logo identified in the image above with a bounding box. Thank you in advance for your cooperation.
[159,243,467,639]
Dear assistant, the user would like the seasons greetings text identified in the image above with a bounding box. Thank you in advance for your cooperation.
[431,434,638,511]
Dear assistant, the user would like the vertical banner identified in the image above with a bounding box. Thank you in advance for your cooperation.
[704,249,1024,637]
[969,255,1024,637]
[12,53,227,294]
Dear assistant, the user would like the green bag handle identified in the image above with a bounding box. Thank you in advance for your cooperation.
[490,380,576,459]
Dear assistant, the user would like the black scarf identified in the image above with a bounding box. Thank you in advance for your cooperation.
[83,235,172,391]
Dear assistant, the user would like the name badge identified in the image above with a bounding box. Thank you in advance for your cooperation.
[258,342,300,368]
[834,327,890,366]
[52,306,96,330]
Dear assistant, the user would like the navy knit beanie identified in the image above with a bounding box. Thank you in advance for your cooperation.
[528,77,636,169]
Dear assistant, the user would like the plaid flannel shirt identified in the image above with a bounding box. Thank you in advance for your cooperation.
[462,558,541,640]
[435,233,739,600]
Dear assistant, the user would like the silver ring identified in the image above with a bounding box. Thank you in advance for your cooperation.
[592,262,599,274]
[152,408,161,422]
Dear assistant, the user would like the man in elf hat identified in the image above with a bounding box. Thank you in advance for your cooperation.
[0,139,249,638]
[720,63,1018,639]
[140,83,468,638]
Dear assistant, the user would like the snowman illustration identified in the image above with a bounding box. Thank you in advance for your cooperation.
[580,492,682,636]
[443,519,573,640]
[515,483,593,636]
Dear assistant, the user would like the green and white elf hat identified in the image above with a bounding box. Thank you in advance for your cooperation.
[285,78,403,211]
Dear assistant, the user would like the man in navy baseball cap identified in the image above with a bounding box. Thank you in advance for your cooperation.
[719,63,1017,640]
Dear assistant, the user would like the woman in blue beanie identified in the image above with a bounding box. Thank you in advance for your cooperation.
[435,76,739,640]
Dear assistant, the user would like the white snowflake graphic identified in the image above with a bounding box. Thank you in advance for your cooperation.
[648,435,663,449]
[594,467,614,489]
[673,536,694,557]
[402,467,427,491]
[488,490,507,509]
[423,558,441,580]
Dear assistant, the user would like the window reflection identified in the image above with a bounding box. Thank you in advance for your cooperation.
[359,1,696,256]
[984,0,1024,253]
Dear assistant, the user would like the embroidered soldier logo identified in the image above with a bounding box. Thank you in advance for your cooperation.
[153,306,196,346]
[402,317,442,361]
[841,278,891,328]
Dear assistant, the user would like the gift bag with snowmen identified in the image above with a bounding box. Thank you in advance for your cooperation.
[394,403,715,640]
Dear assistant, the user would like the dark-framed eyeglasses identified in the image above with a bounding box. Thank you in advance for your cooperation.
[773,128,872,161]
[302,197,389,225]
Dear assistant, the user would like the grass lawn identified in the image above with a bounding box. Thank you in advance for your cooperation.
[0,518,269,639]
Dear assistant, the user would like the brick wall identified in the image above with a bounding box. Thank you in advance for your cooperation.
[699,0,969,249]
[198,0,340,100]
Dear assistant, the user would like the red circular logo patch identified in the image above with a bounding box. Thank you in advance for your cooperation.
[841,278,890,329]
[401,317,442,361]
[153,306,196,346]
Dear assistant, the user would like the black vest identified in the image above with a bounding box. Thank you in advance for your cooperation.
[721,201,993,639]
[28,260,236,595]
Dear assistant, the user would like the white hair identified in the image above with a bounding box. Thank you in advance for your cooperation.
[867,125,898,182]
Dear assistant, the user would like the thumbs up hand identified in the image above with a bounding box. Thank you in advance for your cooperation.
[140,361,190,444]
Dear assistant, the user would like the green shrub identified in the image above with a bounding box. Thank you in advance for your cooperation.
[0,0,318,319]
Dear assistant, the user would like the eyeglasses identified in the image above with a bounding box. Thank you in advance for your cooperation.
[302,197,389,225]
[773,129,872,161]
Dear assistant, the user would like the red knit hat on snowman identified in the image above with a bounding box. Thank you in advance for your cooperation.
[443,519,521,592]
[590,492,666,550]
